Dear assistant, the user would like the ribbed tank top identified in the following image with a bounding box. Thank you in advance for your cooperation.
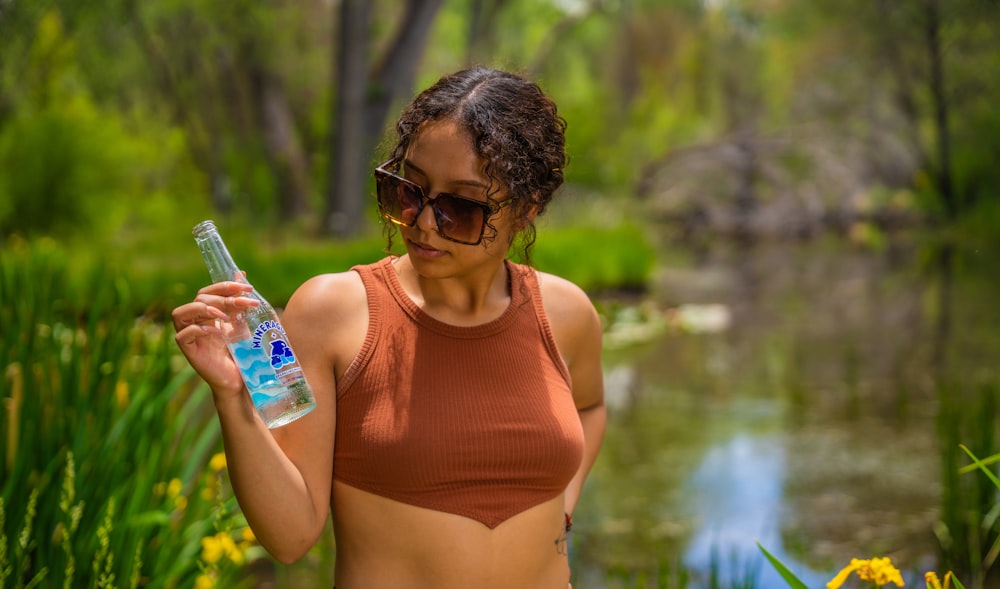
[334,257,585,529]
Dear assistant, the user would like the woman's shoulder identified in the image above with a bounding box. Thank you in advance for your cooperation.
[532,269,601,338]
[281,268,371,373]
[533,269,593,313]
[283,269,368,327]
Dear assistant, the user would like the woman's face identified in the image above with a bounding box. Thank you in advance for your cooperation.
[398,119,519,272]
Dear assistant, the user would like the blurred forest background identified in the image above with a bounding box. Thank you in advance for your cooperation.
[3,0,999,264]
[4,0,1000,588]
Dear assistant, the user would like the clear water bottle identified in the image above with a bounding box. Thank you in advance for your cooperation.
[192,220,316,428]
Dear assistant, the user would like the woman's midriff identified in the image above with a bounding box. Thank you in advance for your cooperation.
[331,481,571,589]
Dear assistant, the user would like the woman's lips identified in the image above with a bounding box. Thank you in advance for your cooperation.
[408,238,446,258]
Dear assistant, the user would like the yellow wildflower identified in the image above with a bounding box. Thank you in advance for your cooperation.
[115,380,129,408]
[926,572,942,589]
[201,532,244,565]
[828,559,861,589]
[222,532,245,564]
[201,475,218,501]
[239,527,256,552]
[209,452,227,472]
[201,534,225,564]
[241,527,256,543]
[828,557,903,589]
[166,478,183,499]
[925,571,955,589]
[862,557,904,587]
[194,572,216,589]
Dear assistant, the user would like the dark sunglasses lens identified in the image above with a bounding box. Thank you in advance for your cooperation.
[377,170,488,244]
[379,174,423,224]
[434,194,486,244]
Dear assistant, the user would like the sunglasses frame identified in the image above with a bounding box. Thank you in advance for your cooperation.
[374,159,511,246]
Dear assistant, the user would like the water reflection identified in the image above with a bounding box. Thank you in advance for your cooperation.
[681,434,817,588]
[573,238,964,588]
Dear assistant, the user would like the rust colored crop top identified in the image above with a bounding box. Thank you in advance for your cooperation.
[333,257,585,529]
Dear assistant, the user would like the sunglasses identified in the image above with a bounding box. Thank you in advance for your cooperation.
[374,159,511,245]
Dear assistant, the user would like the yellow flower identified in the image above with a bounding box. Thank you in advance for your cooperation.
[209,452,227,472]
[858,557,904,587]
[201,535,225,564]
[115,380,129,408]
[828,559,861,589]
[201,532,245,565]
[241,527,256,543]
[220,532,244,564]
[194,572,216,589]
[166,478,183,499]
[239,527,256,552]
[828,557,903,589]
[925,571,956,589]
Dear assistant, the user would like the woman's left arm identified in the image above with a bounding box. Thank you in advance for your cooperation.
[539,273,608,515]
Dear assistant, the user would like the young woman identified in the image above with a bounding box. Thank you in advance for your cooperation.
[172,67,606,589]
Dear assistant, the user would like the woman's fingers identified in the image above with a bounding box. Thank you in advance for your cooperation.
[170,282,256,396]
[174,321,218,348]
[195,281,255,308]
[172,283,257,327]
[172,301,227,328]
[171,282,259,353]
[196,280,254,297]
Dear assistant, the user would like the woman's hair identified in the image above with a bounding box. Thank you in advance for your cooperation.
[386,67,567,262]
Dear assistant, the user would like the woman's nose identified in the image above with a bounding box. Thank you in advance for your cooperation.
[415,199,438,232]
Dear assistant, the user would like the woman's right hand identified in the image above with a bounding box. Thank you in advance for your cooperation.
[172,281,259,401]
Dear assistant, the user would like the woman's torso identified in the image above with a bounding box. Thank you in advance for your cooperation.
[332,483,570,589]
[326,256,581,588]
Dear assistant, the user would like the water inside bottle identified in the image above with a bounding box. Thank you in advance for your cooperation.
[227,339,316,428]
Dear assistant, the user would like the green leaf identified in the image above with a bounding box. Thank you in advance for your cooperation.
[958,451,1000,474]
[756,542,810,589]
[959,444,1000,490]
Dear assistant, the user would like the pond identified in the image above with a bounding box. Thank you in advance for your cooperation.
[571,235,1000,588]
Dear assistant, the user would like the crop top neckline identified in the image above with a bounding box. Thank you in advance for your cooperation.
[382,256,523,339]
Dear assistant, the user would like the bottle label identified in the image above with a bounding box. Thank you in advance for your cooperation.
[250,320,304,385]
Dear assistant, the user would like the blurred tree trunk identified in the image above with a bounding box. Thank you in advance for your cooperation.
[923,0,956,221]
[326,0,370,236]
[255,68,311,218]
[874,0,925,164]
[465,0,507,65]
[325,0,443,237]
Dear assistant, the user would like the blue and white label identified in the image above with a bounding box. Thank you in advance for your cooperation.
[250,321,302,378]
[228,338,281,395]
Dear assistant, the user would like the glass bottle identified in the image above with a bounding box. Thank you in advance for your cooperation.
[192,220,316,428]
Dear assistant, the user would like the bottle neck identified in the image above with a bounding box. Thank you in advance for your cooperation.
[193,221,243,284]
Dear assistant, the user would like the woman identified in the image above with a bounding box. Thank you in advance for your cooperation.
[172,67,606,588]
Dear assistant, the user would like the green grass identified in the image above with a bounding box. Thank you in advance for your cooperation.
[0,239,257,588]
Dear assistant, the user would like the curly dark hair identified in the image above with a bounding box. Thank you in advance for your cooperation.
[384,67,568,263]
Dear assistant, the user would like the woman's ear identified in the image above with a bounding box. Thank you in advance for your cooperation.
[515,201,540,231]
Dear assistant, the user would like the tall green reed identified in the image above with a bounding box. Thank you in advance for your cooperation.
[936,378,1000,587]
[0,237,256,588]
